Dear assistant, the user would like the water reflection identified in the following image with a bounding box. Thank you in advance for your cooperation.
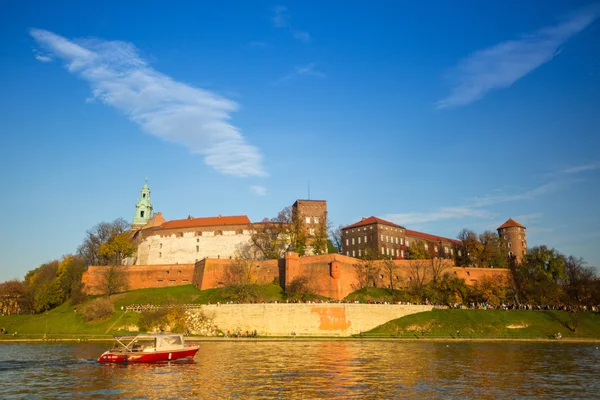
[0,341,598,399]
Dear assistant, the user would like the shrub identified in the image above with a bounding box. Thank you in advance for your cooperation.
[81,297,114,322]
[138,303,186,333]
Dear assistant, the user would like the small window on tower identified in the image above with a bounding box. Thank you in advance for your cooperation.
[140,211,145,218]
[143,194,146,198]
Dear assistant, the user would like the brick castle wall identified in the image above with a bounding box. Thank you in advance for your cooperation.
[82,254,511,298]
[82,264,195,295]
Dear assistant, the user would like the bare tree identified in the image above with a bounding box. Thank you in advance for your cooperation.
[221,244,261,302]
[407,259,429,293]
[381,259,401,292]
[77,218,130,266]
[250,218,287,259]
[563,256,596,306]
[352,258,380,290]
[99,265,128,296]
[329,225,344,253]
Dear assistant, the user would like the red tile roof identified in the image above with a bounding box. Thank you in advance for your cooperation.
[161,215,251,229]
[343,216,404,230]
[498,218,525,230]
[405,229,462,246]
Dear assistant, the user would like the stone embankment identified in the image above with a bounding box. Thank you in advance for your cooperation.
[185,304,434,337]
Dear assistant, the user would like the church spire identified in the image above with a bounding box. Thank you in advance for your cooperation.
[133,178,153,226]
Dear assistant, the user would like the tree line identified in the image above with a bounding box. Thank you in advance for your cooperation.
[0,218,135,314]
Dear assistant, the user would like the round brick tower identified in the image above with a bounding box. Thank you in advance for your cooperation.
[497,218,527,264]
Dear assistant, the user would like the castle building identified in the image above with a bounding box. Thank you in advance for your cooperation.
[128,181,329,265]
[497,218,527,263]
[341,216,461,260]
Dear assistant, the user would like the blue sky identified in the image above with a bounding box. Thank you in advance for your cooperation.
[1,0,599,281]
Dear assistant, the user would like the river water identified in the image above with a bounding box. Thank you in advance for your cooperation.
[0,340,598,399]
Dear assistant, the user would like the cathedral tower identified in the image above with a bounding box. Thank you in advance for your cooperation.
[133,178,153,227]
[497,218,527,264]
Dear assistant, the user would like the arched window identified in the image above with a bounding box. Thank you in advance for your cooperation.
[140,210,145,218]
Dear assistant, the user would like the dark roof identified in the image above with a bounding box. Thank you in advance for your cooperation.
[498,218,525,230]
[343,216,404,230]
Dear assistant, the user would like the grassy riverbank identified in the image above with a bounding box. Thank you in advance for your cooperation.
[366,309,600,340]
[0,284,284,340]
[2,285,599,341]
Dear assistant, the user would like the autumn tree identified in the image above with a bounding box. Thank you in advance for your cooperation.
[0,280,28,315]
[98,232,136,265]
[77,218,130,266]
[456,229,507,268]
[472,274,510,306]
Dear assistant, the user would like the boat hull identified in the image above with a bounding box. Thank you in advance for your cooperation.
[98,344,199,363]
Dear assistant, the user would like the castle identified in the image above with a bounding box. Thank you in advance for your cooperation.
[81,179,524,298]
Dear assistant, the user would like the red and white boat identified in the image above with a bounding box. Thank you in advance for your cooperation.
[98,334,199,363]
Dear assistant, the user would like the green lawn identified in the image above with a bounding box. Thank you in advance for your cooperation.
[366,308,600,339]
[343,287,407,303]
[0,284,285,339]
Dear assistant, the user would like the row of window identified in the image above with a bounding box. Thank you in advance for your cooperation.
[305,216,320,224]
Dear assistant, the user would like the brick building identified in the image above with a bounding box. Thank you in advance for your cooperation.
[341,216,461,260]
[497,218,527,263]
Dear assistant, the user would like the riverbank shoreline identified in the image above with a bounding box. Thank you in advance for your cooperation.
[2,336,600,343]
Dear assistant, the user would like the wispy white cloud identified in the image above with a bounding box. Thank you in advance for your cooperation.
[271,5,311,43]
[384,207,491,225]
[470,183,558,207]
[560,162,600,174]
[33,48,52,62]
[275,63,326,84]
[436,6,600,109]
[250,185,267,196]
[30,29,266,177]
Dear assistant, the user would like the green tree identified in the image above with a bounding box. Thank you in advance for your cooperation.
[407,240,429,260]
[511,245,565,305]
[433,273,469,306]
[33,279,65,313]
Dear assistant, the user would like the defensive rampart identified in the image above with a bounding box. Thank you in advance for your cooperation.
[189,303,434,336]
[82,264,194,295]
